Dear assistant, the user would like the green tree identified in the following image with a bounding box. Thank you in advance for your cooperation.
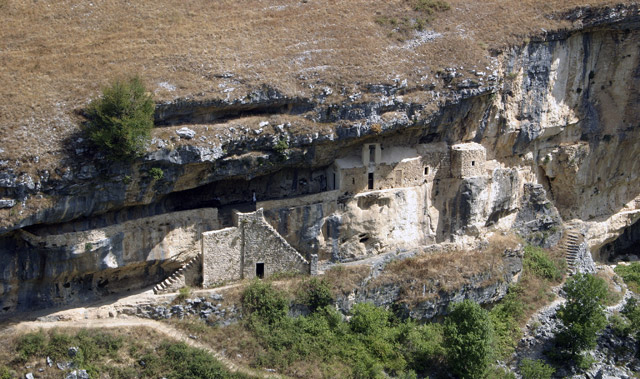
[85,76,154,161]
[444,299,494,379]
[297,277,334,312]
[555,273,608,355]
[242,280,288,325]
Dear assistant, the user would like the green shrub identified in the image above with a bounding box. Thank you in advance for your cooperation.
[242,280,288,325]
[297,277,334,312]
[177,286,191,301]
[399,321,445,373]
[444,299,494,379]
[555,273,608,356]
[16,331,46,361]
[524,245,563,281]
[85,76,154,161]
[610,313,632,338]
[149,167,164,180]
[622,297,640,331]
[273,138,289,157]
[349,302,391,336]
[520,358,555,379]
[412,0,450,14]
[614,262,640,293]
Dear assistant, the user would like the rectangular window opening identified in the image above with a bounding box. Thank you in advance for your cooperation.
[471,161,476,166]
[424,166,429,175]
[368,172,374,190]
[369,145,376,163]
[256,263,264,279]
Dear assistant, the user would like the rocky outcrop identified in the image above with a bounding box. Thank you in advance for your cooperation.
[0,5,639,315]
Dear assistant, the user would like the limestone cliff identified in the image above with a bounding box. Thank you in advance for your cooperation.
[0,4,639,315]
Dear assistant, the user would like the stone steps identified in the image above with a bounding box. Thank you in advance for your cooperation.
[563,227,584,274]
[154,255,201,295]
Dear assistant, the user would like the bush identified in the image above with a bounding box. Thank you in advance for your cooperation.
[555,273,608,356]
[444,299,494,379]
[242,280,288,325]
[297,277,334,312]
[520,358,555,379]
[149,167,164,180]
[524,245,563,281]
[349,302,391,336]
[614,262,640,293]
[85,76,154,161]
[16,331,46,361]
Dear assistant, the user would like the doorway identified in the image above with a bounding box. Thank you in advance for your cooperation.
[256,263,265,279]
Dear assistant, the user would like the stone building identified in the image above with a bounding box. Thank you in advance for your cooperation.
[450,142,486,178]
[201,209,315,286]
[328,141,483,194]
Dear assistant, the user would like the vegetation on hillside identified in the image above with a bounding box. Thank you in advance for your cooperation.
[2,328,246,379]
[614,262,640,293]
[85,76,154,161]
[552,273,609,366]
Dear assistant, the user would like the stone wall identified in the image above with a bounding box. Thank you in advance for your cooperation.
[202,209,313,286]
[202,227,242,286]
[450,143,486,178]
[21,208,218,263]
[239,210,310,279]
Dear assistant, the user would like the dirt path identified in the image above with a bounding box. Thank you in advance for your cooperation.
[1,317,282,379]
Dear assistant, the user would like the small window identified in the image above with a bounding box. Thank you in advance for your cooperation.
[471,161,475,166]
[424,167,429,175]
[256,263,264,279]
[368,173,374,190]
[369,145,376,161]
[352,177,355,185]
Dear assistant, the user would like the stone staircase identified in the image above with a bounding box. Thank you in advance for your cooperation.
[561,226,583,275]
[153,255,201,294]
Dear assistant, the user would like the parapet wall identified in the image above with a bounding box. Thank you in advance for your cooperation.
[21,208,219,263]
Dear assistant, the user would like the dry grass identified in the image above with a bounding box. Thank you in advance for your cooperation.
[370,234,520,304]
[322,264,371,296]
[0,0,627,171]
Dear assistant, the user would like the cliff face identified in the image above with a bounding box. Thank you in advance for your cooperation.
[0,5,639,315]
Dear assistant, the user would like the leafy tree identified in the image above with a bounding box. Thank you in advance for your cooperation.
[349,302,391,336]
[297,277,334,312]
[444,299,494,379]
[555,273,608,355]
[242,280,288,325]
[85,76,154,161]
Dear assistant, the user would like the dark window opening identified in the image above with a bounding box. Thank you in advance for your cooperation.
[352,177,355,185]
[471,161,475,166]
[333,173,336,190]
[424,167,429,175]
[256,263,264,279]
[369,145,376,162]
[368,173,374,190]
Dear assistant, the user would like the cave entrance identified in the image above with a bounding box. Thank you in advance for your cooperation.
[598,218,640,262]
[256,263,265,279]
[368,173,374,190]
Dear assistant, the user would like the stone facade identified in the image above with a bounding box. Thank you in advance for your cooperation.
[202,209,314,286]
[450,142,486,178]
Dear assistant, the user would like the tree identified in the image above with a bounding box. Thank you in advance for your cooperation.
[85,76,154,161]
[555,273,608,356]
[444,299,494,379]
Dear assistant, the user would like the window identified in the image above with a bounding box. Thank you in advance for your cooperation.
[424,167,429,175]
[256,263,264,279]
[471,161,475,166]
[368,173,374,190]
[369,145,376,164]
